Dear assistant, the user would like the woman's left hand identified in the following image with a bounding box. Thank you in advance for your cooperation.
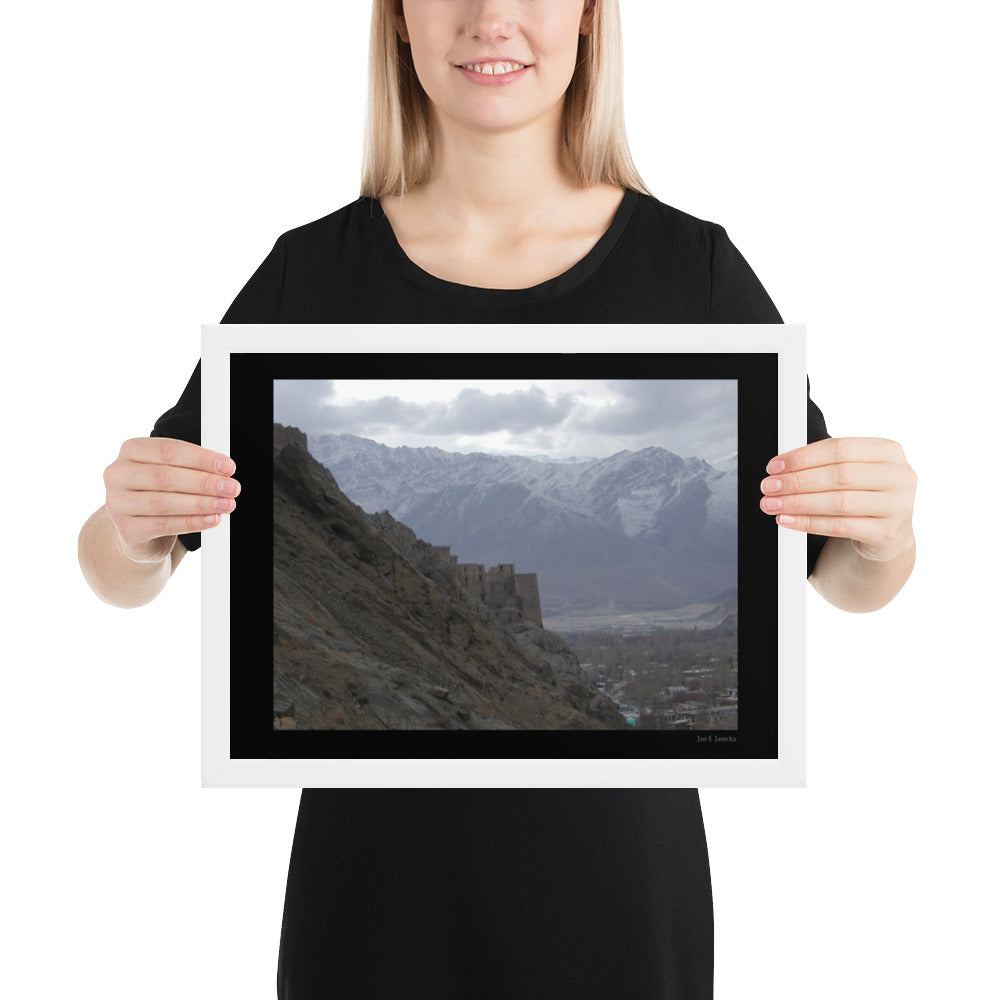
[759,437,917,562]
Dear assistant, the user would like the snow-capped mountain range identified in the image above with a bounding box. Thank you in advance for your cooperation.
[309,433,737,613]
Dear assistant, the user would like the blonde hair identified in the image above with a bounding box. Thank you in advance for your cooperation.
[360,0,651,199]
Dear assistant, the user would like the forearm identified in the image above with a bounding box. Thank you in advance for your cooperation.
[78,506,186,609]
[808,534,915,613]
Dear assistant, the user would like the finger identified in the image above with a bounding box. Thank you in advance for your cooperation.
[110,461,241,499]
[114,490,238,518]
[760,490,893,518]
[761,462,912,497]
[121,437,236,476]
[766,437,905,475]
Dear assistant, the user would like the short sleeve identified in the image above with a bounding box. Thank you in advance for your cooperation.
[220,234,287,323]
[146,235,287,552]
[707,226,831,576]
[708,226,782,323]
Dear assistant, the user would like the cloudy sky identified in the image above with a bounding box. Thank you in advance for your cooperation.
[273,379,736,461]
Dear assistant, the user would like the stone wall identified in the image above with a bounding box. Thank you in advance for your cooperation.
[514,573,543,628]
[451,558,543,628]
[431,545,458,567]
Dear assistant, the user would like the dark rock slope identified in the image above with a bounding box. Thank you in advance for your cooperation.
[273,430,627,731]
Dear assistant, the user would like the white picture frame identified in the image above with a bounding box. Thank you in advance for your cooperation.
[201,324,806,788]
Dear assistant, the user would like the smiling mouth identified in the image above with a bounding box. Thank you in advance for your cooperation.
[456,61,529,76]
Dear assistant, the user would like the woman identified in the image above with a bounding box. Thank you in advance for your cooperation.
[79,2,916,996]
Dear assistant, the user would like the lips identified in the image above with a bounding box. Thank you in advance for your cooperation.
[454,62,531,86]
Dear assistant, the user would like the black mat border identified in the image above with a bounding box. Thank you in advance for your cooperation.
[226,352,779,760]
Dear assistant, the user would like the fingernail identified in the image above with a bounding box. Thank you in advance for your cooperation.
[762,497,782,512]
[767,458,785,474]
[203,513,220,526]
[215,458,235,475]
[761,478,782,493]
[777,514,796,525]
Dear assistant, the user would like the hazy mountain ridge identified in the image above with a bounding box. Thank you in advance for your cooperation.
[310,433,738,613]
[311,434,729,533]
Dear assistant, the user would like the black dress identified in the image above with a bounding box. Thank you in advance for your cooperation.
[151,188,829,999]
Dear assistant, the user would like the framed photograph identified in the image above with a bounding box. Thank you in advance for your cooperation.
[202,324,806,787]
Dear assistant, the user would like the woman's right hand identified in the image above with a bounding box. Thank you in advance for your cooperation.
[103,437,241,562]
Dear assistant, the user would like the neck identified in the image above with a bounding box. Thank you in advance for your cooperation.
[411,106,584,232]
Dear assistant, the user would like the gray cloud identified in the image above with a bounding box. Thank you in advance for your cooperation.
[274,379,737,462]
[583,380,735,435]
[328,395,446,432]
[444,386,574,434]
[276,381,574,438]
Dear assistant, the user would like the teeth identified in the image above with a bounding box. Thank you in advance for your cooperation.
[463,61,525,75]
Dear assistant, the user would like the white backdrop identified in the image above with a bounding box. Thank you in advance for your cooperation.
[4,2,996,997]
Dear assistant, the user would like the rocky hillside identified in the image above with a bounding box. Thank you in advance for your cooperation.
[272,426,627,731]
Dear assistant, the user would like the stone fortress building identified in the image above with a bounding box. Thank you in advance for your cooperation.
[432,548,543,628]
